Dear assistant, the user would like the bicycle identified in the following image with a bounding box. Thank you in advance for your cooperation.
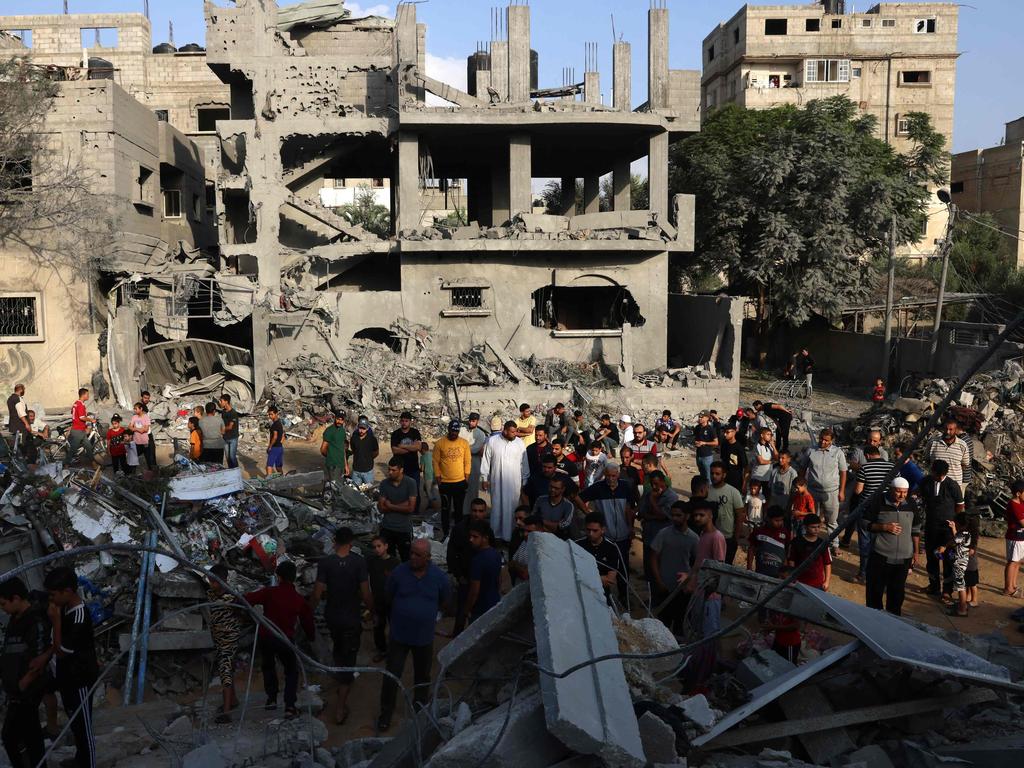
[42,417,108,466]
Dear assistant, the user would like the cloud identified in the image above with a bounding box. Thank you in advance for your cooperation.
[345,2,391,17]
[425,53,468,106]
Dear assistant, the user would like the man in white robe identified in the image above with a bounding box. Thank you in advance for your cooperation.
[480,420,530,541]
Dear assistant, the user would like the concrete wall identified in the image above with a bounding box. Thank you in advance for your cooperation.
[396,251,669,373]
[667,294,743,379]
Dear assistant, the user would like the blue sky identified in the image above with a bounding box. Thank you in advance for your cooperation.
[4,0,1022,152]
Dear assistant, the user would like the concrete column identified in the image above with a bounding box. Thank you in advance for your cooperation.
[507,5,531,102]
[509,134,532,219]
[415,22,426,103]
[613,159,631,211]
[396,131,420,232]
[613,41,631,112]
[648,8,669,111]
[490,40,508,102]
[560,177,576,216]
[394,4,418,103]
[491,143,511,225]
[474,66,491,99]
[584,72,600,105]
[583,175,601,214]
[648,132,668,219]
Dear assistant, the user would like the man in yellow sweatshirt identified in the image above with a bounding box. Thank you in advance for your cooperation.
[433,419,472,536]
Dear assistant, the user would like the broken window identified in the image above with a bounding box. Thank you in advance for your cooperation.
[1,158,32,197]
[881,18,896,28]
[915,18,937,34]
[707,45,715,62]
[531,284,645,332]
[764,19,788,36]
[135,166,155,209]
[900,70,931,85]
[2,29,32,47]
[196,106,230,132]
[192,193,202,220]
[163,189,182,219]
[80,27,118,48]
[0,294,43,342]
[950,181,964,194]
[154,109,169,122]
[224,190,256,245]
[805,19,820,32]
[830,18,842,29]
[732,26,740,44]
[804,59,850,83]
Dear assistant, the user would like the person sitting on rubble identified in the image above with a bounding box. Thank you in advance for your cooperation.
[510,514,544,582]
[107,414,130,475]
[24,410,49,466]
[200,401,225,465]
[187,416,202,462]
[244,560,315,719]
[266,405,285,476]
[544,402,569,439]
[206,562,241,724]
[595,413,619,455]
[654,409,682,450]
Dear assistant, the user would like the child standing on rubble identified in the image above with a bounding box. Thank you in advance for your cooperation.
[786,515,831,592]
[106,414,130,475]
[266,406,285,475]
[187,416,203,461]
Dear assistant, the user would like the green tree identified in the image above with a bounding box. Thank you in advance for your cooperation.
[669,96,948,350]
[339,183,391,237]
[599,174,649,212]
[540,178,582,215]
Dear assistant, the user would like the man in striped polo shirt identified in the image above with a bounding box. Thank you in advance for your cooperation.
[927,419,970,495]
[848,445,895,583]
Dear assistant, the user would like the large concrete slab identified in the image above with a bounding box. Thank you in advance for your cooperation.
[425,687,568,768]
[437,581,532,676]
[527,533,645,767]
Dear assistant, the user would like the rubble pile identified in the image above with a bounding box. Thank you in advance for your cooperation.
[399,209,678,243]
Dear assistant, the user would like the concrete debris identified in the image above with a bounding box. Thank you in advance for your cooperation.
[678,694,717,732]
[639,711,680,764]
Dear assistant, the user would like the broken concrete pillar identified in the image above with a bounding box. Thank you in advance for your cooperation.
[507,5,531,102]
[490,41,508,102]
[584,72,600,105]
[613,160,631,212]
[559,176,576,216]
[396,131,420,231]
[509,134,532,219]
[438,581,531,676]
[613,41,631,111]
[648,7,669,110]
[648,131,669,220]
[673,193,695,248]
[427,688,568,768]
[527,533,645,767]
[583,175,600,215]
[394,4,419,102]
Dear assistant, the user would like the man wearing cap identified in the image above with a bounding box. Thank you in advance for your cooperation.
[618,415,634,446]
[480,421,530,541]
[863,477,923,616]
[433,420,471,536]
[461,413,489,519]
[321,412,349,485]
[348,417,379,487]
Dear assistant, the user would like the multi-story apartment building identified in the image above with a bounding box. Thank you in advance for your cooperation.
[701,1,959,258]
[951,117,1024,269]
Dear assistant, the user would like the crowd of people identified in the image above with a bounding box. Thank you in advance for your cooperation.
[6,383,1024,765]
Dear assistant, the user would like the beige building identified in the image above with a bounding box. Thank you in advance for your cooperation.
[701,1,959,258]
[951,117,1024,268]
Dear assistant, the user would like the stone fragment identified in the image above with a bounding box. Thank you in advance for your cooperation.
[638,711,678,764]
[163,714,192,738]
[182,743,226,768]
[845,745,896,768]
[679,694,716,731]
[734,649,796,690]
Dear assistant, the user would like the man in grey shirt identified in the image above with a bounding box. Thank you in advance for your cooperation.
[650,501,699,633]
[848,429,889,472]
[863,477,923,616]
[799,428,847,551]
[461,413,489,518]
[378,456,418,561]
[199,401,226,464]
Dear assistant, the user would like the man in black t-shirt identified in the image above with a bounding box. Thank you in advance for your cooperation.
[390,411,423,485]
[310,527,373,725]
[576,512,628,606]
[0,577,50,768]
[693,412,719,482]
[753,400,794,454]
[720,425,748,492]
[42,567,97,768]
[349,417,380,486]
[266,405,285,475]
[220,393,240,469]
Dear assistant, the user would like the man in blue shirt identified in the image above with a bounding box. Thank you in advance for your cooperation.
[893,443,925,493]
[465,521,503,620]
[378,538,451,732]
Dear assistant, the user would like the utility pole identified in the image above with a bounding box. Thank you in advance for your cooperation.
[881,215,896,379]
[929,198,957,371]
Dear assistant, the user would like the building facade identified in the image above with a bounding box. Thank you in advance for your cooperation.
[951,117,1024,269]
[701,1,959,258]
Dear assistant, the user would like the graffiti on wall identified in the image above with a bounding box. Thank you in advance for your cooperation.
[0,346,36,390]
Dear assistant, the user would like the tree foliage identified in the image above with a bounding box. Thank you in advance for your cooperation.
[669,96,949,329]
[339,183,391,237]
[0,58,113,283]
[542,174,649,215]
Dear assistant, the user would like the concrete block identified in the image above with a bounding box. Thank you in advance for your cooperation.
[182,743,226,768]
[734,649,796,691]
[163,714,192,737]
[638,711,678,764]
[438,581,531,676]
[527,533,645,767]
[568,210,652,231]
[679,694,716,731]
[844,745,896,768]
[118,630,213,652]
[426,688,568,768]
[518,213,568,233]
[160,611,204,632]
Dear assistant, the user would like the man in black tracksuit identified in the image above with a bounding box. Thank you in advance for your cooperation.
[0,577,51,768]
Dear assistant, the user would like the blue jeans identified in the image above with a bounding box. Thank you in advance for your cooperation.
[351,469,374,486]
[224,438,238,469]
[857,519,872,577]
[697,454,714,482]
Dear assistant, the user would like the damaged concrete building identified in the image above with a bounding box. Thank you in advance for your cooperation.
[1,0,743,417]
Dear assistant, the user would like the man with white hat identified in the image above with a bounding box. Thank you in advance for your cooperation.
[618,415,634,446]
[862,476,924,616]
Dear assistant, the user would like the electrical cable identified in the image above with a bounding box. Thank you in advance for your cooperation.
[523,305,1024,682]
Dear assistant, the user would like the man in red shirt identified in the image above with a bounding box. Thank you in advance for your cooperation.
[67,387,96,466]
[1005,480,1024,597]
[245,561,315,718]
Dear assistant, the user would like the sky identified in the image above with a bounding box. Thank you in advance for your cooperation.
[3,0,1023,152]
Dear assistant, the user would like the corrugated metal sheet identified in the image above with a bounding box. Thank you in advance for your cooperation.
[142,340,252,388]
